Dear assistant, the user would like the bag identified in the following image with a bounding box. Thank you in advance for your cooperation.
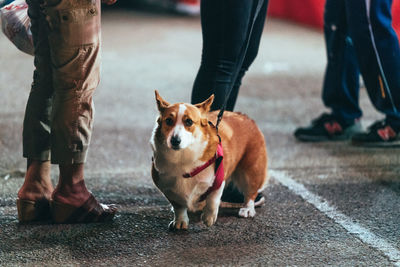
[1,0,34,55]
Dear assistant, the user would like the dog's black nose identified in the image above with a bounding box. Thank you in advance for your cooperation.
[171,136,181,149]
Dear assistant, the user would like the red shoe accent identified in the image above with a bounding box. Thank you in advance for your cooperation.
[177,0,199,4]
[324,122,343,135]
[377,126,397,141]
[175,0,200,15]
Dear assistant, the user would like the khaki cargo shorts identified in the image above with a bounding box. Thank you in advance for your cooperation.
[23,0,101,164]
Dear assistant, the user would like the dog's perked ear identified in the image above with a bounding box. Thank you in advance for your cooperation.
[195,94,214,114]
[155,90,170,112]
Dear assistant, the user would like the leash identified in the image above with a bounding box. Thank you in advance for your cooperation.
[215,0,265,131]
[181,0,266,201]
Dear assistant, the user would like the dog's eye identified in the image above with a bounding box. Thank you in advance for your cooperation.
[165,118,174,126]
[184,119,193,127]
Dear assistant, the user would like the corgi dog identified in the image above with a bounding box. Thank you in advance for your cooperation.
[150,91,268,229]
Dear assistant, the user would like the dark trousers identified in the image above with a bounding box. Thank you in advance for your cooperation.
[191,0,269,111]
[322,0,400,127]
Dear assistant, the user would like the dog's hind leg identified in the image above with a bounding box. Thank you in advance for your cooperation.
[238,193,257,218]
[235,160,267,218]
[237,169,267,218]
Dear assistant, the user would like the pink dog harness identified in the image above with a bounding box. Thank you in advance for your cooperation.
[182,142,224,202]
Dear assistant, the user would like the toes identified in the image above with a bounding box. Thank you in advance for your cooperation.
[238,208,248,218]
[178,220,188,230]
[201,212,217,227]
[238,207,256,218]
[168,220,188,230]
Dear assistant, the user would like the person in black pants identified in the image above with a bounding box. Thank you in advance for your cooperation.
[191,0,269,206]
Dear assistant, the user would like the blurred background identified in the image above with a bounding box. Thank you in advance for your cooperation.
[109,0,400,34]
[1,1,400,266]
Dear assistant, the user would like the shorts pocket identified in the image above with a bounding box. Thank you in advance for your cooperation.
[45,0,100,46]
[51,44,100,92]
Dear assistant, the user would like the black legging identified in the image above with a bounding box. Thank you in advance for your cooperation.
[191,0,269,111]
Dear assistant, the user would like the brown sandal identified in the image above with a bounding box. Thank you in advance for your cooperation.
[16,198,51,223]
[51,194,117,224]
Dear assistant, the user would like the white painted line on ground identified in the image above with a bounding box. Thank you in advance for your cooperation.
[270,170,400,266]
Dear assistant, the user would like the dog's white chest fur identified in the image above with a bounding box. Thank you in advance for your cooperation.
[153,150,215,211]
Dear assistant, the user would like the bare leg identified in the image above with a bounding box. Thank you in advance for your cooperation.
[17,159,53,201]
[50,163,117,223]
[51,163,91,207]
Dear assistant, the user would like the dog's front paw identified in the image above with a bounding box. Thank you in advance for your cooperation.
[201,208,218,227]
[238,206,256,218]
[168,219,189,230]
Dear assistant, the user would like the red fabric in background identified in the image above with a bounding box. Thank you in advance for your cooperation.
[268,0,400,37]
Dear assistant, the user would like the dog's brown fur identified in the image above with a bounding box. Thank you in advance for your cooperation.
[151,91,268,229]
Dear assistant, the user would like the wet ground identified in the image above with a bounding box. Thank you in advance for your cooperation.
[0,5,399,267]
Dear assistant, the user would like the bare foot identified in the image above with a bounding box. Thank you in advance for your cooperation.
[51,164,117,223]
[17,160,53,201]
[51,164,91,207]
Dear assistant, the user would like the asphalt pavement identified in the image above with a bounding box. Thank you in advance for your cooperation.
[0,5,399,267]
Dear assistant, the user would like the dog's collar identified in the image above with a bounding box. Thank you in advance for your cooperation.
[182,142,224,202]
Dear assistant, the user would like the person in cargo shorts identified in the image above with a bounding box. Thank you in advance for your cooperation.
[17,0,118,224]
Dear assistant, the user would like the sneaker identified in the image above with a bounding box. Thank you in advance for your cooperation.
[294,113,362,142]
[351,120,400,147]
[173,0,200,16]
[219,183,265,209]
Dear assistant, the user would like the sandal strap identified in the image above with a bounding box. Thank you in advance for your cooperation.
[52,194,117,223]
[68,194,106,222]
